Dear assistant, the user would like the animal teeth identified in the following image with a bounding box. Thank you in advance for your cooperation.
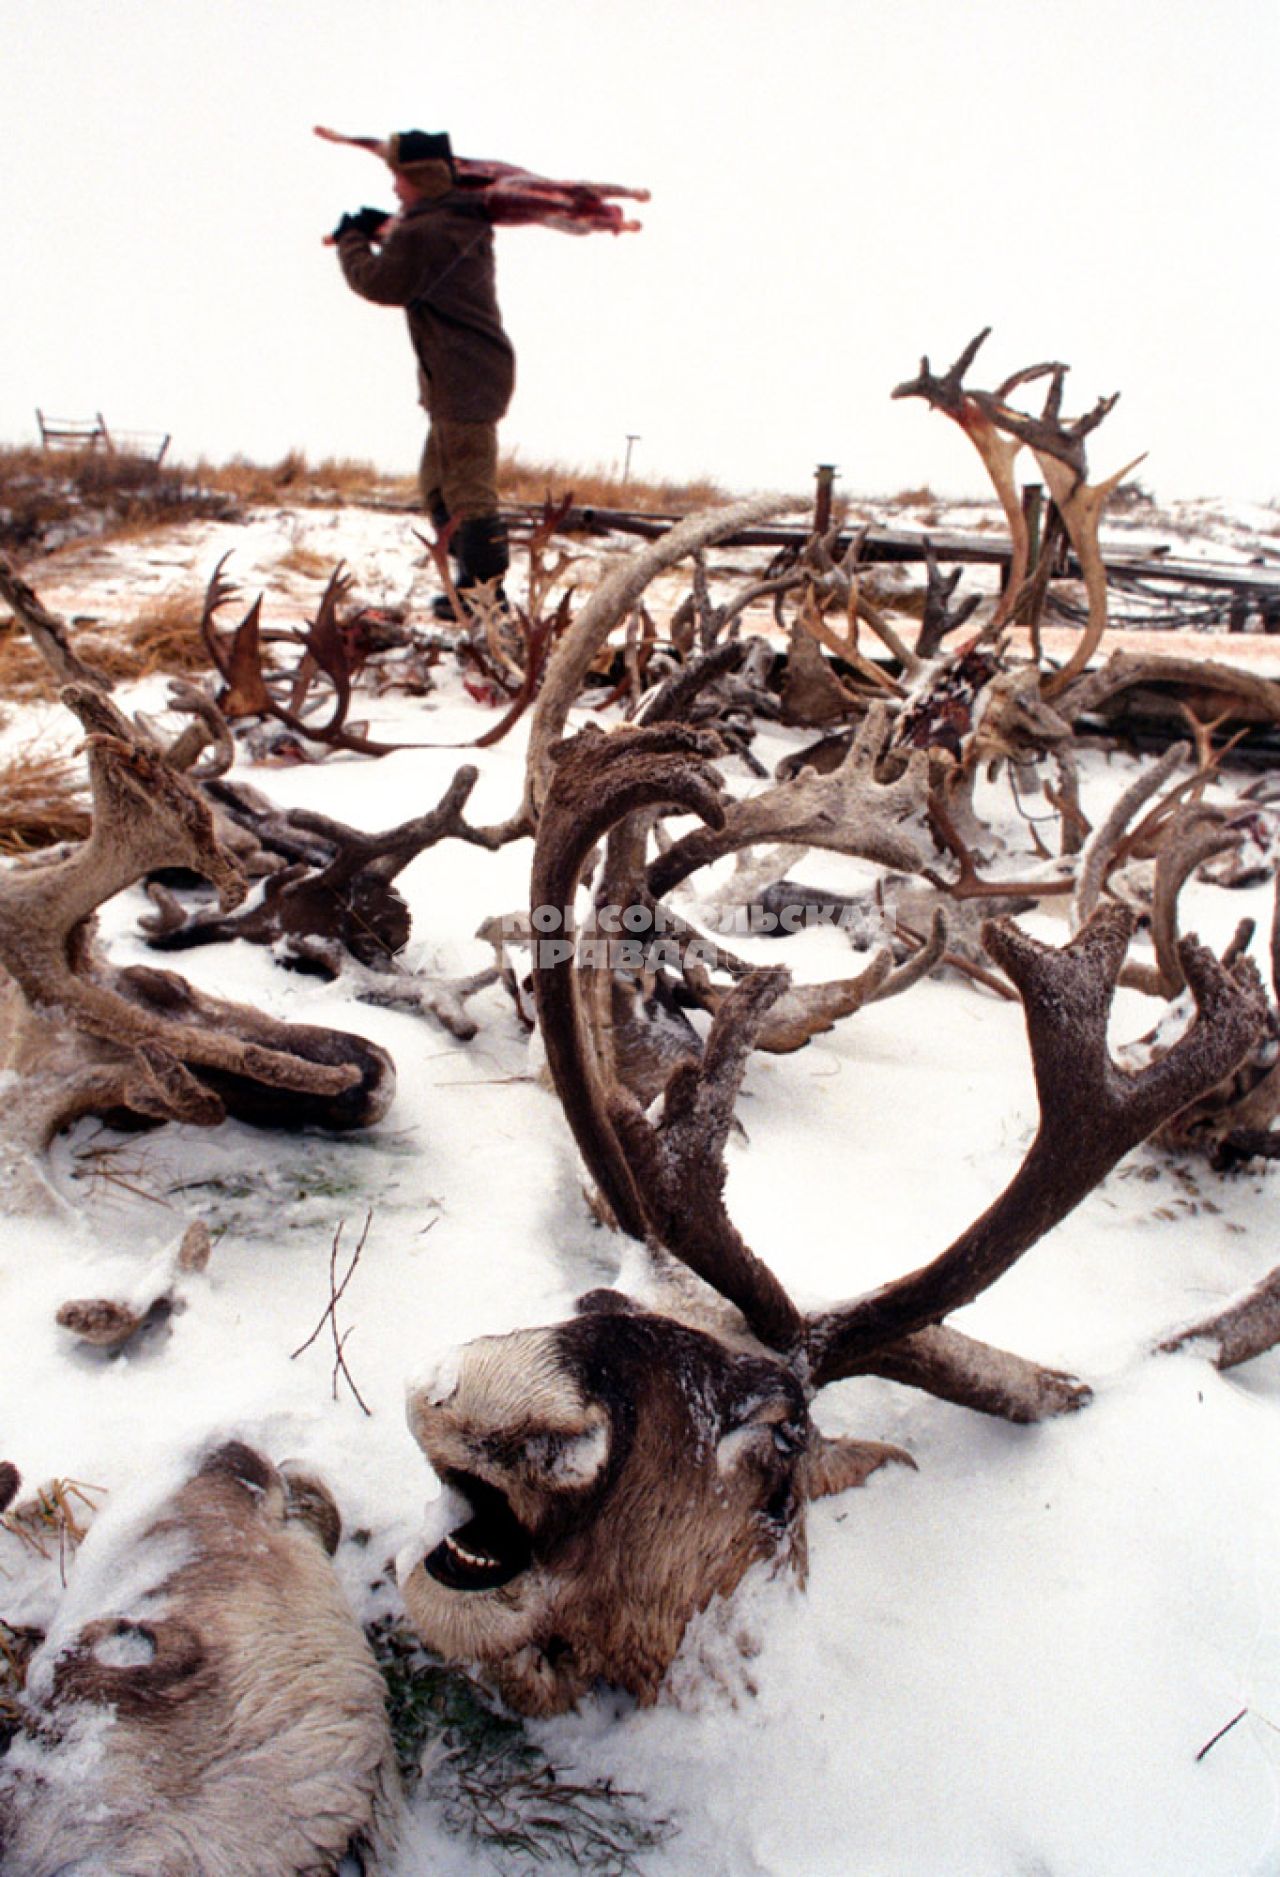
[444,1533,498,1571]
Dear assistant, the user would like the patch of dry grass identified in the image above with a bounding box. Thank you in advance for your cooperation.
[187,451,404,507]
[2,437,760,544]
[498,451,732,514]
[0,619,60,699]
[276,542,348,581]
[117,587,212,676]
[0,444,235,558]
[0,587,211,702]
[0,743,90,853]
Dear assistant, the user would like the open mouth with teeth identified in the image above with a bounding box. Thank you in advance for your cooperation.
[423,1472,534,1592]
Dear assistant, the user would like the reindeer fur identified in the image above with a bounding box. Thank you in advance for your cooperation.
[0,1441,399,1875]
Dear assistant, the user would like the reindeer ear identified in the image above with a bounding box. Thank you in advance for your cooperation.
[800,1432,916,1501]
[575,1289,641,1318]
[281,1468,343,1556]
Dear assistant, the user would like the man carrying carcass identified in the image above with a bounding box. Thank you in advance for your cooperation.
[319,124,647,617]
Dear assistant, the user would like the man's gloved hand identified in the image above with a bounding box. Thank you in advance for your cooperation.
[332,206,391,240]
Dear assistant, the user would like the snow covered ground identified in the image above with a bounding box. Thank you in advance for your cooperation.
[3,498,1280,1874]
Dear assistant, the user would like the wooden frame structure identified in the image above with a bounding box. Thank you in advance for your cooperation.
[36,409,170,466]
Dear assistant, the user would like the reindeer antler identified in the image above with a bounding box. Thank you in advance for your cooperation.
[898,333,1142,681]
[893,331,1060,630]
[532,722,1269,1420]
[648,702,932,900]
[523,494,792,822]
[805,908,1266,1383]
[0,687,394,1201]
[531,722,807,1349]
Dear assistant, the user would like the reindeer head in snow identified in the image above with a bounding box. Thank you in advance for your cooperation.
[399,724,1263,1717]
[401,1295,894,1716]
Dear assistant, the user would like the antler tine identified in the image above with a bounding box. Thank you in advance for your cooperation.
[805,905,1268,1386]
[308,561,356,670]
[531,723,807,1351]
[739,910,948,1055]
[892,334,1039,629]
[284,763,494,889]
[1131,807,1242,999]
[1070,740,1191,933]
[973,368,1122,484]
[199,551,240,680]
[160,679,236,778]
[992,361,1064,402]
[0,554,114,691]
[614,965,806,1351]
[648,701,931,901]
[891,328,993,413]
[523,493,792,821]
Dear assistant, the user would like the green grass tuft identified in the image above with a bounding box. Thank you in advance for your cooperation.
[370,1617,675,1873]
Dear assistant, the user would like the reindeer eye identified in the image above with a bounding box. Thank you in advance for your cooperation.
[524,1423,609,1487]
[771,1424,803,1458]
[91,1621,157,1668]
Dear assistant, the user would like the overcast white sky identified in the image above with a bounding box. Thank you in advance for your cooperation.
[4,0,1278,502]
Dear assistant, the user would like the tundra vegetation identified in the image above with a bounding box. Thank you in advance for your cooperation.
[3,332,1280,1861]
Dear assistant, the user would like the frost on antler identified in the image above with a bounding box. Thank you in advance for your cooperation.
[806,909,1267,1384]
[647,702,932,901]
[534,725,1267,1407]
[0,688,393,1207]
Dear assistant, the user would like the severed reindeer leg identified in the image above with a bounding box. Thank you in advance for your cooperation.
[56,1221,214,1353]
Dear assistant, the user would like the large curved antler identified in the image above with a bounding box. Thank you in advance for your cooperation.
[522,495,791,823]
[893,331,1059,630]
[530,721,807,1351]
[805,909,1266,1384]
[532,723,1269,1419]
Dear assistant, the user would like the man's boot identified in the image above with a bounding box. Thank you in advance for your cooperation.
[431,515,509,622]
[457,515,510,604]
